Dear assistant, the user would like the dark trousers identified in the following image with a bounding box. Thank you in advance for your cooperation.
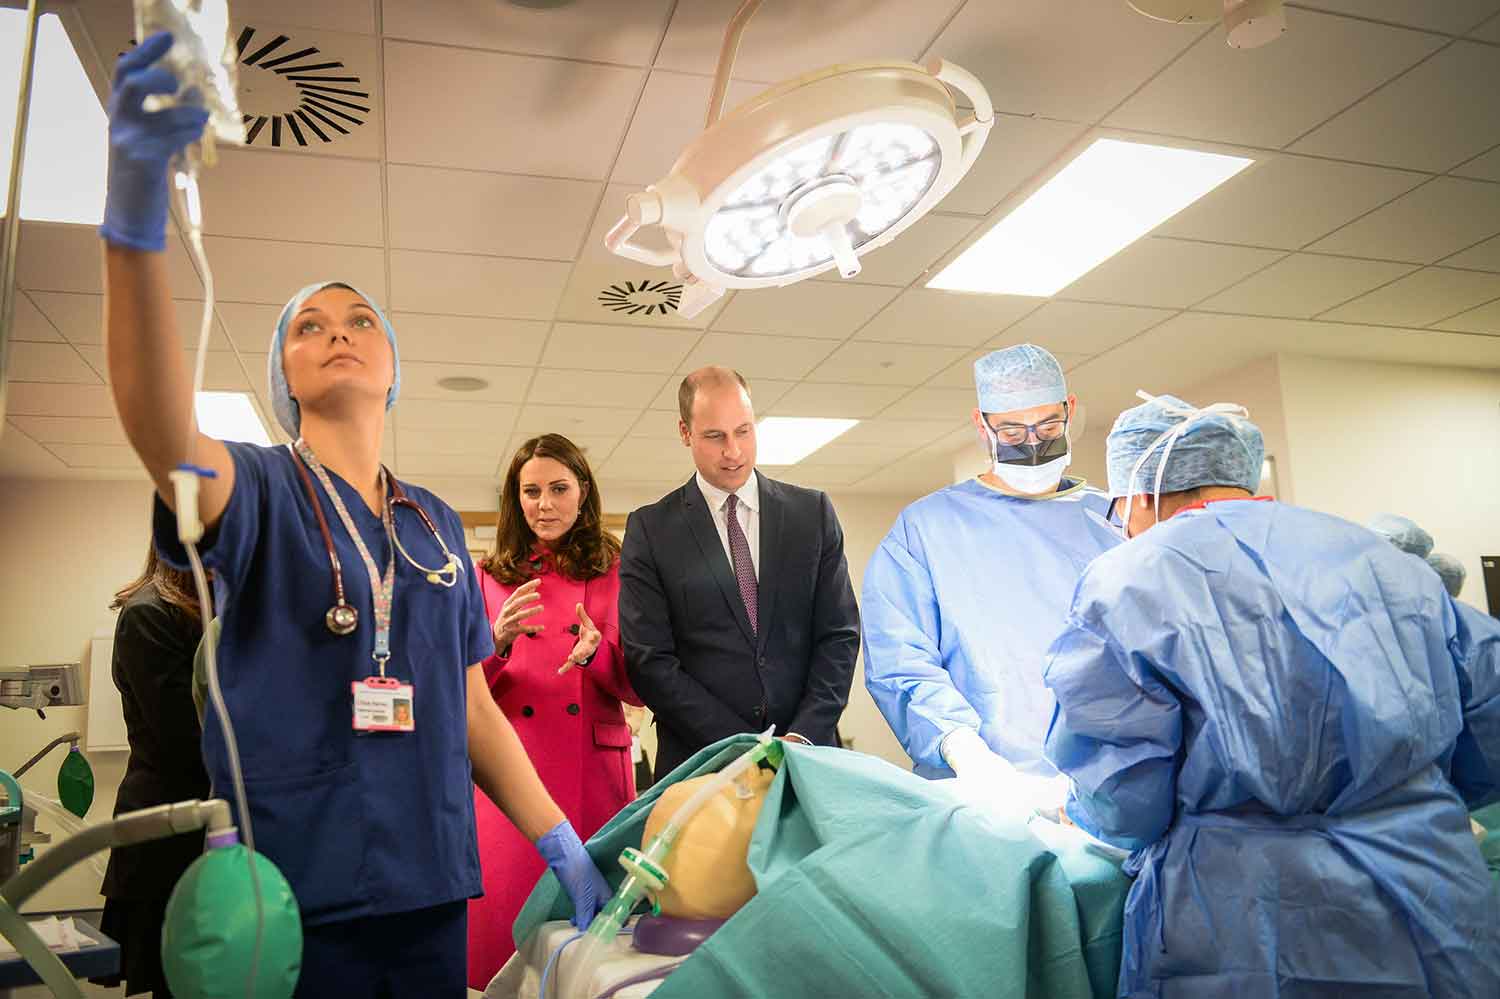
[297,900,467,998]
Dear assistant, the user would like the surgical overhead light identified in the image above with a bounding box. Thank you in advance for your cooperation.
[1127,0,1286,49]
[605,0,993,318]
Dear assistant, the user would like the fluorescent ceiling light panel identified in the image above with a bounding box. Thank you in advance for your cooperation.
[196,392,272,446]
[928,138,1253,297]
[0,11,108,224]
[757,417,859,466]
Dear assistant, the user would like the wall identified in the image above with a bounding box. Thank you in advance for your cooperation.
[1277,356,1500,610]
[0,478,155,913]
[1183,355,1294,504]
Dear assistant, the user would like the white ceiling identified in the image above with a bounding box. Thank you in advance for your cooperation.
[4,0,1500,499]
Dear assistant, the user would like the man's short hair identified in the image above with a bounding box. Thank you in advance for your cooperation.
[678,366,750,426]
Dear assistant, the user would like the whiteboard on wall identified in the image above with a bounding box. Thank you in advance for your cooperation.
[84,635,128,752]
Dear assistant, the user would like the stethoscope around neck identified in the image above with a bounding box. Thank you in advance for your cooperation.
[291,447,462,636]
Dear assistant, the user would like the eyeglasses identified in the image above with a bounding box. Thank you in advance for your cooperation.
[984,413,1068,446]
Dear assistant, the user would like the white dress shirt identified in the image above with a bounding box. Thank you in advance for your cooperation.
[695,469,760,580]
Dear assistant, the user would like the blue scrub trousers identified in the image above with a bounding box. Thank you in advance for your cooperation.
[297,901,468,998]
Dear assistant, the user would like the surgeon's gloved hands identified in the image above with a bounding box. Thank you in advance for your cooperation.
[942,727,1070,815]
[101,31,210,252]
[536,820,610,931]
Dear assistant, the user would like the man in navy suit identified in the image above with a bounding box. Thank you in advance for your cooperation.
[620,366,860,777]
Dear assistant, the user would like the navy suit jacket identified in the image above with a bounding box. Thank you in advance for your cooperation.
[620,473,860,776]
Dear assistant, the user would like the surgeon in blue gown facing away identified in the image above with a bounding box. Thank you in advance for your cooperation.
[1043,392,1500,998]
[862,344,1118,799]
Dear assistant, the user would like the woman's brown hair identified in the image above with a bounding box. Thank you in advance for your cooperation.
[111,544,202,621]
[483,433,620,585]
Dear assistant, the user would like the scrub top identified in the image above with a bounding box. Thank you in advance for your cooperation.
[862,476,1119,778]
[155,441,491,926]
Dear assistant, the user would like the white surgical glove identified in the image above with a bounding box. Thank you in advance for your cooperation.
[941,727,1070,814]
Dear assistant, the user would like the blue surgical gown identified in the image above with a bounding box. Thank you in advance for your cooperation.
[1043,499,1500,998]
[862,476,1118,777]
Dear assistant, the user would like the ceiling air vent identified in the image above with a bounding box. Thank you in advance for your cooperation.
[597,279,683,318]
[233,27,368,147]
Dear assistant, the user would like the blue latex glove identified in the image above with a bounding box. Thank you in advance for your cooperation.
[536,820,610,931]
[100,32,210,252]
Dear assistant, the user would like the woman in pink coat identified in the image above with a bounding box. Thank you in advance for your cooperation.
[467,433,642,986]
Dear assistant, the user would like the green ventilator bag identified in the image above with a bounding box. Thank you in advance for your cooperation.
[57,748,94,819]
[161,842,303,999]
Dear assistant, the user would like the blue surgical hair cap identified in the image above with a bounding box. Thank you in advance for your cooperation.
[1366,514,1434,559]
[1106,392,1265,499]
[268,281,400,437]
[1426,552,1466,598]
[973,344,1067,413]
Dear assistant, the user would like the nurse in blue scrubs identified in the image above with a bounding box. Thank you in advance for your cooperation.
[99,35,609,996]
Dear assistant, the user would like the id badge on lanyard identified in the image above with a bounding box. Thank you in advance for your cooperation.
[352,676,416,732]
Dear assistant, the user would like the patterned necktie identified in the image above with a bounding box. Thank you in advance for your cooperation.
[725,493,758,633]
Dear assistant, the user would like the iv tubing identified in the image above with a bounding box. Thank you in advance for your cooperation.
[174,166,266,999]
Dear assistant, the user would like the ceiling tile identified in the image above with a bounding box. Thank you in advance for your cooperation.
[924,348,1091,388]
[767,382,908,418]
[1060,238,1283,309]
[1106,9,1443,148]
[382,0,673,64]
[387,165,599,261]
[4,382,117,419]
[1454,145,1500,182]
[1308,177,1500,262]
[939,115,1085,217]
[8,343,101,384]
[17,222,200,295]
[1443,234,1500,272]
[399,313,552,367]
[384,41,643,180]
[605,438,695,470]
[556,186,728,329]
[195,148,383,244]
[1432,297,1500,334]
[501,431,624,460]
[394,425,504,458]
[927,0,1202,121]
[597,455,694,483]
[761,463,870,487]
[12,293,61,342]
[388,250,569,319]
[794,439,917,465]
[611,71,766,186]
[836,418,963,448]
[543,323,698,374]
[677,332,833,379]
[396,453,500,478]
[0,424,66,477]
[395,399,518,432]
[808,341,969,386]
[878,387,983,422]
[990,300,1174,354]
[855,289,1040,346]
[217,303,284,353]
[1296,1,1500,35]
[1320,267,1500,325]
[240,0,377,35]
[1291,42,1500,173]
[1198,254,1417,318]
[1157,155,1426,249]
[656,0,952,80]
[29,292,232,349]
[398,361,530,402]
[200,236,387,304]
[514,403,645,439]
[6,416,128,446]
[48,444,143,470]
[711,282,899,339]
[646,378,796,413]
[74,347,252,392]
[814,214,980,288]
[527,369,664,408]
[1473,13,1500,40]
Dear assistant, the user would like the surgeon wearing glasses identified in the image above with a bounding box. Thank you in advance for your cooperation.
[97,34,608,996]
[862,344,1119,807]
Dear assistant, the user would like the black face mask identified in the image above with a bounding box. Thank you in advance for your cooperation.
[990,433,1070,468]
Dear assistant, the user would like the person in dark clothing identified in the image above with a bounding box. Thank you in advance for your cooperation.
[94,545,208,998]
